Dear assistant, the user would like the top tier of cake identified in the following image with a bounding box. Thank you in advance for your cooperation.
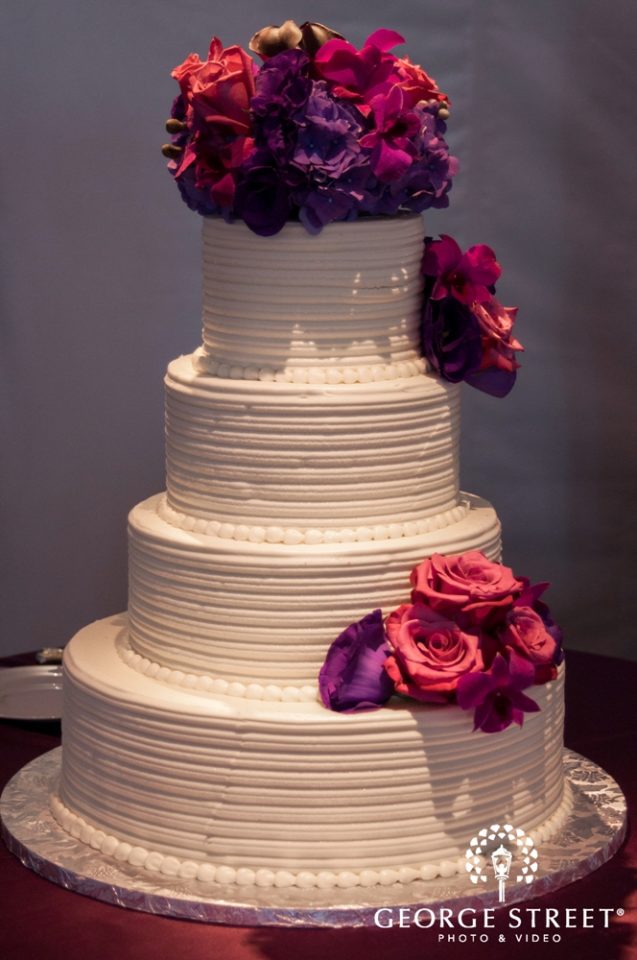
[196,213,426,381]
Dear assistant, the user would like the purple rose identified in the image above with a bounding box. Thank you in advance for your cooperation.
[456,650,541,734]
[319,609,394,713]
[421,286,484,383]
[234,151,290,236]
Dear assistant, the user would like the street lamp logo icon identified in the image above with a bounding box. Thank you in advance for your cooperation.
[465,824,539,902]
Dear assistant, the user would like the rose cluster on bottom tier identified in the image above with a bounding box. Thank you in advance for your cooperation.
[319,550,563,733]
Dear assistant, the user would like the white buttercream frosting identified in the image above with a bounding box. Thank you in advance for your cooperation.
[200,214,426,375]
[158,493,470,546]
[165,354,461,529]
[55,617,567,888]
[127,492,501,686]
[191,346,428,384]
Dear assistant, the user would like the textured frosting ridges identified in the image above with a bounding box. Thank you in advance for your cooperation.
[201,214,426,373]
[128,493,501,686]
[57,618,566,886]
[165,355,460,528]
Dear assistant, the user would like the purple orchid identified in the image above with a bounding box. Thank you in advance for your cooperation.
[456,650,540,733]
[319,609,394,713]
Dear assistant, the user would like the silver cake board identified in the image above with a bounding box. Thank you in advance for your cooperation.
[0,748,627,928]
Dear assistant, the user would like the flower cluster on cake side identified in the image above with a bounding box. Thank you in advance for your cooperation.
[421,236,523,397]
[319,551,564,733]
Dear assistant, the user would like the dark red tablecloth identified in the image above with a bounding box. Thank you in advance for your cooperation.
[1,650,635,960]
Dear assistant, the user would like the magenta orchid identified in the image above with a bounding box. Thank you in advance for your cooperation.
[360,86,420,181]
[456,650,541,733]
[313,29,408,110]
[422,235,501,304]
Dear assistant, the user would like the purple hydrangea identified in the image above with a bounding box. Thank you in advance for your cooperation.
[292,82,363,179]
[251,48,312,165]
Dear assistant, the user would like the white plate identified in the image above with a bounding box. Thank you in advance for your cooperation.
[0,665,63,720]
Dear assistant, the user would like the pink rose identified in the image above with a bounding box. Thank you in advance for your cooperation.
[501,605,559,665]
[191,134,255,208]
[410,551,525,627]
[173,38,256,135]
[394,55,447,107]
[384,603,483,703]
[472,298,523,375]
[172,52,205,98]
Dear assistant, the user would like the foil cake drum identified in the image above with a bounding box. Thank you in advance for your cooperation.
[0,748,627,927]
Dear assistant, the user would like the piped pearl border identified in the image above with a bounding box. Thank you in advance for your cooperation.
[192,348,428,384]
[118,634,318,703]
[50,786,574,890]
[157,496,471,546]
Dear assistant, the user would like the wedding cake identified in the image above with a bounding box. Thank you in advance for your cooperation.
[50,22,567,892]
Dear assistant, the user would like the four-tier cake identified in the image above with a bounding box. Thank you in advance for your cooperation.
[50,23,568,893]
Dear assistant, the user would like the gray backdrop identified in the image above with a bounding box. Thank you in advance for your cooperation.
[2,0,636,659]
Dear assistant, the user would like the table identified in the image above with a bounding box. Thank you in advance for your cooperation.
[1,650,635,960]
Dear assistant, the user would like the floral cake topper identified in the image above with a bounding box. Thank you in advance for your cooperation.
[163,22,456,235]
[319,551,563,733]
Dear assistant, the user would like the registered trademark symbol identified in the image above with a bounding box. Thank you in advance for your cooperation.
[616,908,625,916]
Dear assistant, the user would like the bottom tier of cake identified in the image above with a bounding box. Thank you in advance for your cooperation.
[53,615,567,890]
